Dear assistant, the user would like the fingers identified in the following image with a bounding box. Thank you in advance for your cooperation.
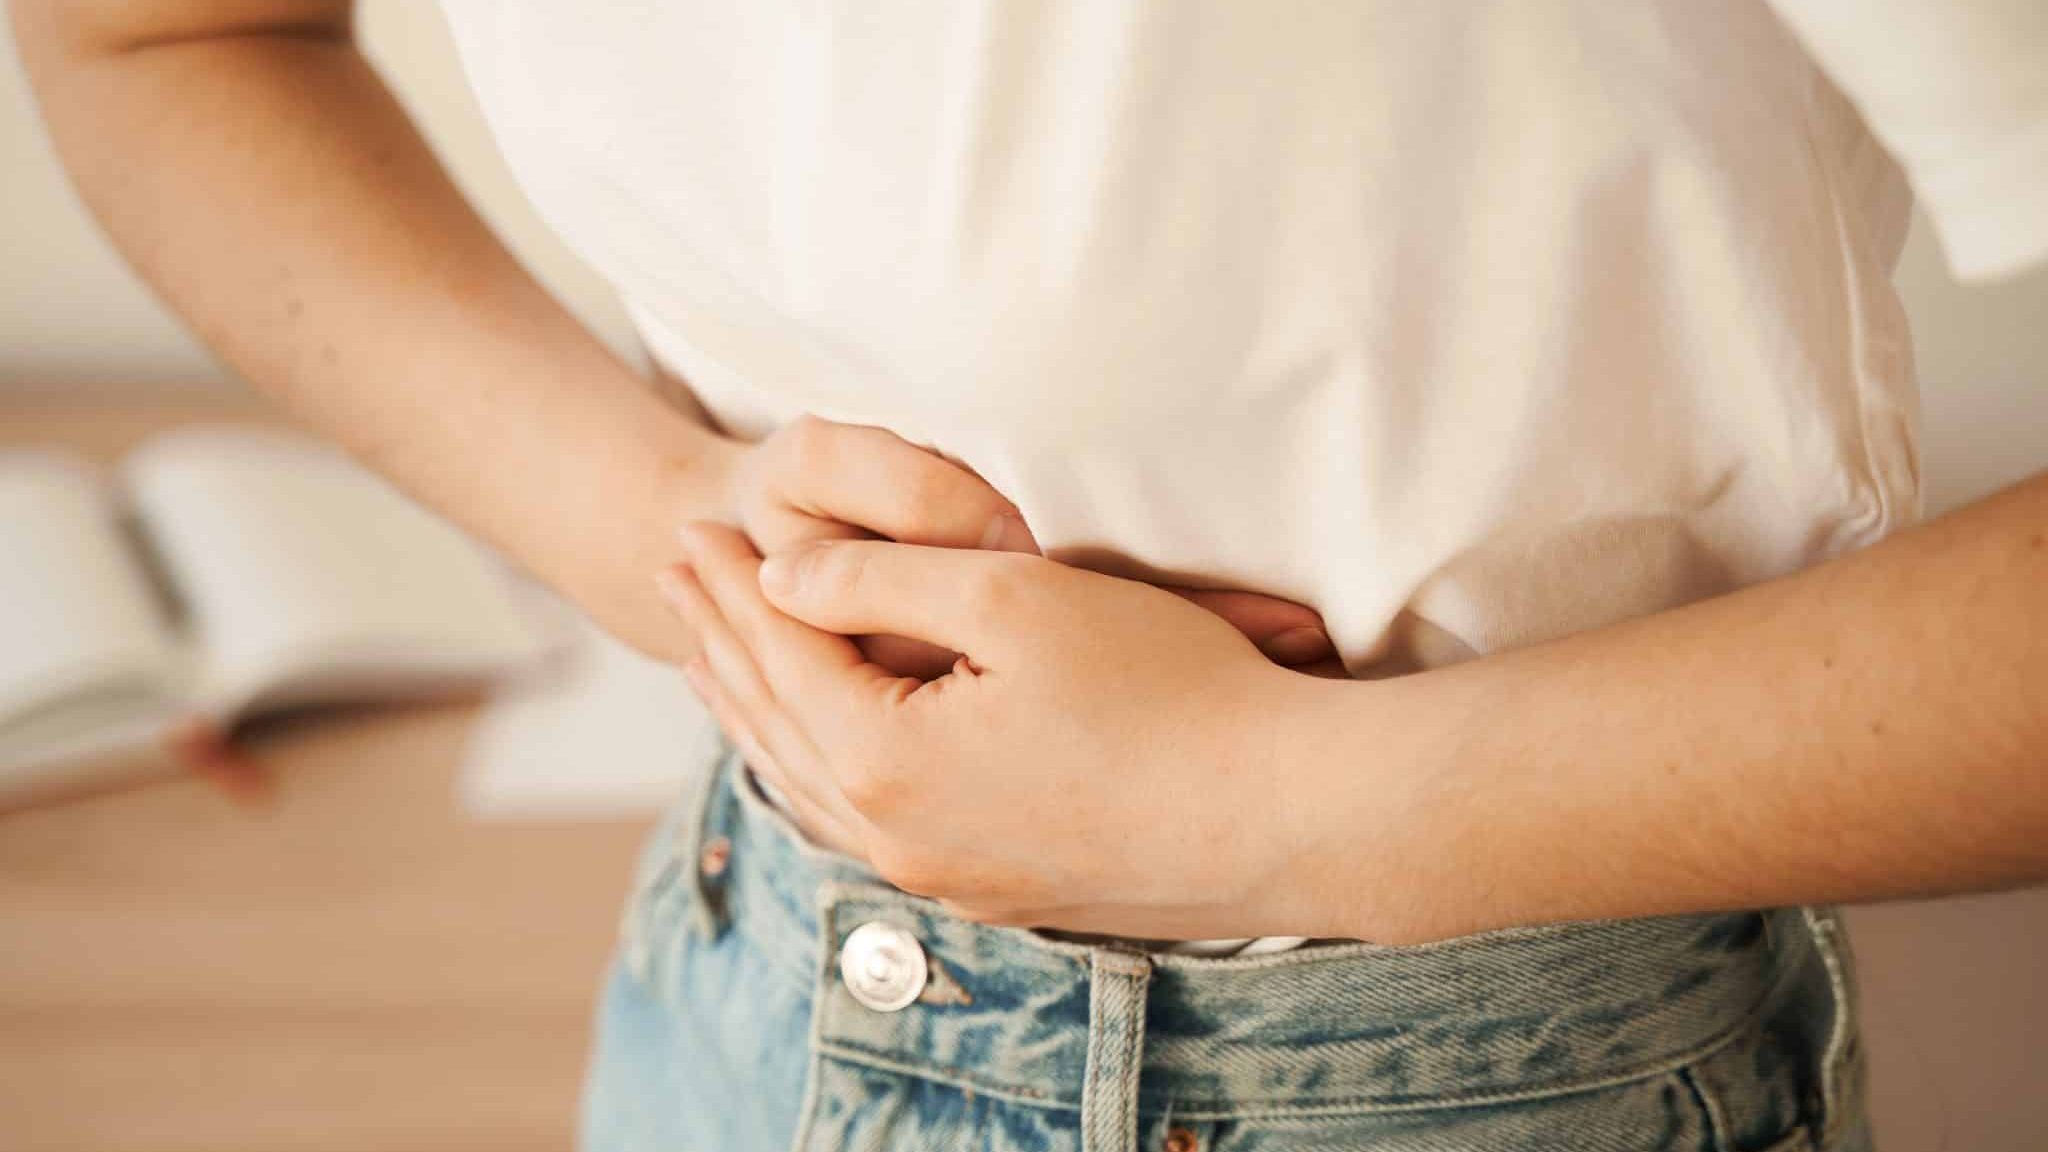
[1170,587,1335,666]
[655,552,870,834]
[655,563,772,714]
[755,537,1065,664]
[674,523,898,697]
[672,522,923,761]
[856,634,964,681]
[763,417,1038,554]
[738,416,1032,680]
[678,656,868,858]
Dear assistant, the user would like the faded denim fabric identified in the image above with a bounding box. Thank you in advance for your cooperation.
[582,744,1872,1151]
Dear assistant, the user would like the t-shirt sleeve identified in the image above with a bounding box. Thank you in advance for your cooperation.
[1769,0,2048,281]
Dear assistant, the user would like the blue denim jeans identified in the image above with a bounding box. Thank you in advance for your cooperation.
[582,743,1872,1151]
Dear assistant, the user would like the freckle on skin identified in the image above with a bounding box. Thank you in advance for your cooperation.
[319,345,338,365]
[1868,720,1884,737]
[1822,654,1835,671]
[285,297,304,319]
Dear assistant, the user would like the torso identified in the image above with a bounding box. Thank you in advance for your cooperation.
[440,0,1919,676]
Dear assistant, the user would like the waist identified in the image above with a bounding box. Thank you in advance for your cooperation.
[639,743,1834,1115]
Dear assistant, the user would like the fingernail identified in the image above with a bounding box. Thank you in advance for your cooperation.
[1260,626,1334,664]
[758,554,798,597]
[978,512,1038,554]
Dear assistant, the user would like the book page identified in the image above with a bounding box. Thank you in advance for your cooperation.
[123,427,556,717]
[0,452,181,728]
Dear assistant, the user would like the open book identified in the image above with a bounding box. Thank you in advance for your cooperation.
[0,426,563,804]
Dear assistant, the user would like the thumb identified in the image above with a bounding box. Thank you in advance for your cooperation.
[767,419,1039,554]
[758,539,1048,663]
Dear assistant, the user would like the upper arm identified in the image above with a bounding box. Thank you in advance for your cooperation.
[11,0,352,65]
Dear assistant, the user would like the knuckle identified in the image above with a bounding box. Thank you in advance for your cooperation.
[890,464,955,527]
[779,414,836,470]
[865,443,997,541]
[803,539,869,598]
[961,555,1031,615]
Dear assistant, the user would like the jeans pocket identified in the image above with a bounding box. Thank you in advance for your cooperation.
[615,778,714,995]
[587,911,818,1152]
[1680,910,1864,1152]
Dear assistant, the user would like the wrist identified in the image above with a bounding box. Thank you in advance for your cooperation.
[550,415,745,668]
[1264,668,1482,944]
[657,421,747,526]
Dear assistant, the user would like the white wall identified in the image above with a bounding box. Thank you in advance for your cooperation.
[4,6,2046,1148]
[6,7,2048,485]
[1895,225,2048,516]
[0,2,636,394]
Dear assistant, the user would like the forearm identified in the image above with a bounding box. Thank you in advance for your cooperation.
[1295,472,2048,943]
[16,9,736,662]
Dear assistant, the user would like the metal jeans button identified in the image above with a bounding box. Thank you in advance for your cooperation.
[838,921,927,1012]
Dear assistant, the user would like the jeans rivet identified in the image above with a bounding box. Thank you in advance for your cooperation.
[699,836,732,878]
[839,921,928,1013]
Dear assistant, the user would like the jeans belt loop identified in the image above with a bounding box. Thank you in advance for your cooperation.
[679,745,738,942]
[1081,947,1153,1152]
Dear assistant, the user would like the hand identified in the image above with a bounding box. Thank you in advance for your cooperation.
[715,415,1037,678]
[703,415,1342,678]
[659,523,1369,942]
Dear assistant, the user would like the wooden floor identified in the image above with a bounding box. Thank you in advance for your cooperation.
[0,703,652,1151]
[2,399,654,1150]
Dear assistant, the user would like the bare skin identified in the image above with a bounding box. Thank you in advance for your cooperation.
[662,463,2048,944]
[15,0,734,671]
[24,3,2046,945]
[12,2,1335,733]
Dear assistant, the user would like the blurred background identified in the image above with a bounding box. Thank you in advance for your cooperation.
[3,4,2045,1149]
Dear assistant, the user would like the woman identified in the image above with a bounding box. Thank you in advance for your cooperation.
[19,1,2048,1148]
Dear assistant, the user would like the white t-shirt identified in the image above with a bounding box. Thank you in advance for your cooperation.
[436,0,2048,953]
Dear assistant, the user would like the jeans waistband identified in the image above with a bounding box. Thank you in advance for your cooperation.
[665,745,1826,1128]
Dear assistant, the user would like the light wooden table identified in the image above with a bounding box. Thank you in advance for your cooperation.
[0,400,655,1150]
